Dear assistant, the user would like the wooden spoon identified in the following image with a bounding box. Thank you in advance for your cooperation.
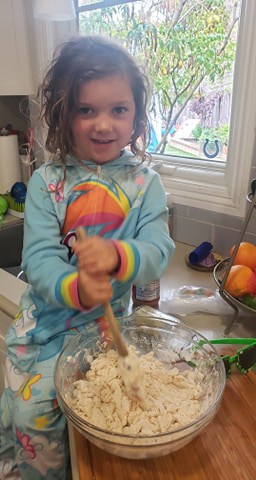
[75,227,145,404]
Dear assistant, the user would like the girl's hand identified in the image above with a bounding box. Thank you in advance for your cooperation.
[74,235,120,275]
[77,270,113,308]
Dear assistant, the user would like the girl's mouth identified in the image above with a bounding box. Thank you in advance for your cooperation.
[92,139,114,144]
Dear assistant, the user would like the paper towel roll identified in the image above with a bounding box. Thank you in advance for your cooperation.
[0,135,22,193]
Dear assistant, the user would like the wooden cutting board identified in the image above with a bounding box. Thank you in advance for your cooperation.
[70,368,256,480]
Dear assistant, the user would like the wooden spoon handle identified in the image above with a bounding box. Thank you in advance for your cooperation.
[103,303,128,357]
[75,227,128,357]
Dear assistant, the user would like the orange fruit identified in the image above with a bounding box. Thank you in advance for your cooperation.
[229,242,256,270]
[224,265,256,297]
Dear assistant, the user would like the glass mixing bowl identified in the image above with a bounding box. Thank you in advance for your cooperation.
[54,310,226,459]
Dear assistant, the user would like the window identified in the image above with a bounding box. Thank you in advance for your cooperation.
[76,1,256,217]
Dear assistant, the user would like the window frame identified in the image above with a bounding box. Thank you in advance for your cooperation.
[158,0,256,218]
[75,0,141,13]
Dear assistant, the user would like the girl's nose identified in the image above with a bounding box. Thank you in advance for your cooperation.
[94,114,113,133]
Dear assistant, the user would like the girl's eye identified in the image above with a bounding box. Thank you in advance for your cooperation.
[113,106,128,115]
[78,107,92,115]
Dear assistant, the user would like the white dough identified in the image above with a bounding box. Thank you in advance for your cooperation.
[67,347,204,435]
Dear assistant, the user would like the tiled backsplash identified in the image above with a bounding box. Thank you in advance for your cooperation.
[171,203,256,256]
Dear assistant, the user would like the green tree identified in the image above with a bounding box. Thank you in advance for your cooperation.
[79,0,239,153]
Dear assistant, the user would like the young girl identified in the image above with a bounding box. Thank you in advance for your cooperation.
[0,35,175,479]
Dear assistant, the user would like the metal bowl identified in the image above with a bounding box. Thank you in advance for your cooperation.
[214,257,256,316]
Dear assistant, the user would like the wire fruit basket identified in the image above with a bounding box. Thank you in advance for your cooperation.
[213,179,256,334]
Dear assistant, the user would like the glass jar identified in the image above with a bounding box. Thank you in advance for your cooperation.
[132,279,160,308]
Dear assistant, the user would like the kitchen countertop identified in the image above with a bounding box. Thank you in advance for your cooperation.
[1,212,23,227]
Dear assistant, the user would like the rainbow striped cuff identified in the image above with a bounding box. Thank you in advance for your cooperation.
[111,240,139,282]
[56,271,85,311]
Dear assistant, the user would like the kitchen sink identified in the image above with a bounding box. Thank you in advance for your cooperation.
[0,219,23,276]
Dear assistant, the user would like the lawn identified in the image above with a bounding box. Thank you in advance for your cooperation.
[164,144,198,158]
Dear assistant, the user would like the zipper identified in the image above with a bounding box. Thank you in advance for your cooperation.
[90,164,101,234]
[97,164,101,179]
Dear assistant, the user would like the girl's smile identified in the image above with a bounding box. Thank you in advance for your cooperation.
[71,73,136,163]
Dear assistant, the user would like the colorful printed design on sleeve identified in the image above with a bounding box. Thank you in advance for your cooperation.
[55,271,84,310]
[112,240,140,282]
[62,179,131,238]
[48,179,64,203]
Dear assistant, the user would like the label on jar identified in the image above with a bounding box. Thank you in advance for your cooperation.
[133,280,160,302]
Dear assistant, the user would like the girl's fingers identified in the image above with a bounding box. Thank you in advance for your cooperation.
[78,271,113,306]
[79,260,104,274]
[80,286,112,306]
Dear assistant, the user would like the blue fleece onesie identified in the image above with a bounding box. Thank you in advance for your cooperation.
[0,150,175,479]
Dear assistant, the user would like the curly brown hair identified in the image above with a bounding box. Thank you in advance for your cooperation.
[39,35,151,165]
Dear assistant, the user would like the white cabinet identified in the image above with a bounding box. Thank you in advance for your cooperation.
[0,0,33,95]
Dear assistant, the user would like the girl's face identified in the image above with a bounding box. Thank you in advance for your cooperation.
[71,73,136,163]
